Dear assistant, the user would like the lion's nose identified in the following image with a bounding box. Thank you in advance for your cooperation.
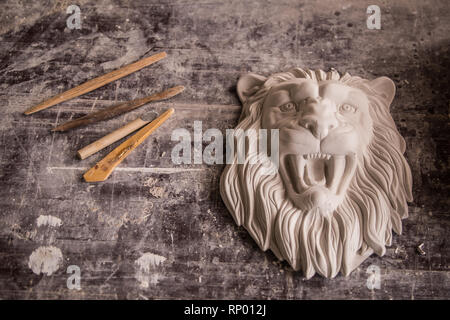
[303,119,337,139]
[298,104,338,139]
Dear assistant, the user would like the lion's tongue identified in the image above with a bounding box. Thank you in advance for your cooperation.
[305,159,326,186]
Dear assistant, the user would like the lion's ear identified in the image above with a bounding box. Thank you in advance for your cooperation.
[370,76,396,105]
[237,73,267,103]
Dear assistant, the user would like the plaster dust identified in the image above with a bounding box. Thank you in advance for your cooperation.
[134,252,167,288]
[28,246,63,276]
[143,177,166,198]
[36,215,63,228]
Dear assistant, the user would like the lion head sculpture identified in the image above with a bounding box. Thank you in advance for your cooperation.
[220,68,413,279]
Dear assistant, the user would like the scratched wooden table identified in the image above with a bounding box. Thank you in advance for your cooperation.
[0,0,448,299]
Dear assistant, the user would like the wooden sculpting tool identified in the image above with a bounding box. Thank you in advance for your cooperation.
[52,85,184,132]
[83,108,174,182]
[24,52,167,115]
[77,118,150,160]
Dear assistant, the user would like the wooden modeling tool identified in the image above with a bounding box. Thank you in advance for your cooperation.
[77,118,150,160]
[83,108,174,182]
[24,52,167,115]
[52,85,184,132]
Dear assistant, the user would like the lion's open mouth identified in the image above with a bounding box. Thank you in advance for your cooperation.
[285,153,357,196]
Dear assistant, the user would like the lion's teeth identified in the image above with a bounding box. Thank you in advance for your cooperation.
[326,155,346,193]
[287,153,358,194]
[337,153,357,195]
[289,153,355,195]
[304,162,314,186]
[304,153,333,160]
[287,154,307,193]
[295,154,308,190]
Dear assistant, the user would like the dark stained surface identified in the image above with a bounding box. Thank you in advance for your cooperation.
[0,0,448,299]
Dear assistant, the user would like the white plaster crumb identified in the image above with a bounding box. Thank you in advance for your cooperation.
[36,215,62,228]
[143,177,165,198]
[134,252,167,288]
[148,186,165,198]
[144,177,157,187]
[136,252,167,271]
[28,246,63,276]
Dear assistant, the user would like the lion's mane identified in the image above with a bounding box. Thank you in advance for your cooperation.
[220,68,413,278]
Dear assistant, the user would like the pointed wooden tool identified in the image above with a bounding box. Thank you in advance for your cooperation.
[24,51,167,115]
[52,85,184,132]
[83,108,174,182]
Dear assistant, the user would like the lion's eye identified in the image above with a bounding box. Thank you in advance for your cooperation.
[339,104,357,113]
[279,102,296,112]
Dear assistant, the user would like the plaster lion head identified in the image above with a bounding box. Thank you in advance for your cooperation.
[220,68,413,279]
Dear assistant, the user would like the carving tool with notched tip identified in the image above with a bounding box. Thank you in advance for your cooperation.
[24,51,167,115]
[83,108,174,182]
[52,85,184,132]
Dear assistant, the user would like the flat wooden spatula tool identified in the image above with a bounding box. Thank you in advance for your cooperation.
[83,108,174,182]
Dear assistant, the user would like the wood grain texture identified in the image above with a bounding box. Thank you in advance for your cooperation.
[84,108,174,182]
[0,0,448,300]
[77,118,149,159]
[52,85,184,132]
[23,52,167,115]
